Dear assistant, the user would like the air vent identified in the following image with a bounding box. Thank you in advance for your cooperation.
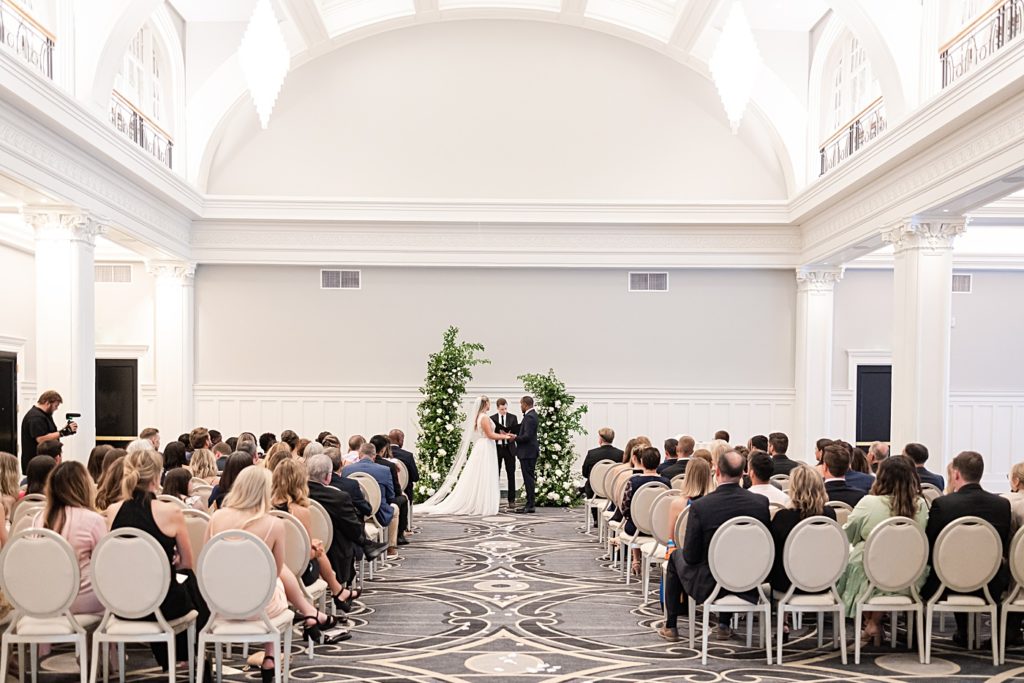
[628,272,669,292]
[321,269,361,290]
[94,264,132,283]
[952,273,972,294]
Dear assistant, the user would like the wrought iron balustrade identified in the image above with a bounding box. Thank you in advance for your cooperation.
[941,0,1023,88]
[109,91,173,169]
[0,0,54,79]
[818,98,887,177]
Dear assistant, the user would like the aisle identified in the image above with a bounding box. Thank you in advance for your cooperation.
[20,508,1024,681]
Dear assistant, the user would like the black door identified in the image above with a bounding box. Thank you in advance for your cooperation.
[856,364,892,445]
[0,352,15,454]
[95,359,138,449]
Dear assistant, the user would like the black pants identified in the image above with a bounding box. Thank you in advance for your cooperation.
[519,457,537,509]
[497,446,517,504]
[391,494,410,536]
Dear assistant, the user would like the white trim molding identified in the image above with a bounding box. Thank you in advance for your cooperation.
[846,349,892,393]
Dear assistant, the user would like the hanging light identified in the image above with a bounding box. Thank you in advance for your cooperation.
[709,1,762,134]
[238,0,290,129]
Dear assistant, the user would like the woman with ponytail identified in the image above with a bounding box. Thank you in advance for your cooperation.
[107,449,210,673]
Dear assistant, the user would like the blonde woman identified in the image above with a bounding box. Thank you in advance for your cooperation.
[188,448,219,485]
[207,467,340,682]
[0,452,19,521]
[1007,461,1024,534]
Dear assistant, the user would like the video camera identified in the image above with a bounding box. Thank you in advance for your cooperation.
[60,412,81,438]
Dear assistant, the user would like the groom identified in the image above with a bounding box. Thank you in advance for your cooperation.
[509,395,538,513]
[491,398,519,508]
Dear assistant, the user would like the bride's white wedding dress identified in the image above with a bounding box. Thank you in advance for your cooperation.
[417,414,500,517]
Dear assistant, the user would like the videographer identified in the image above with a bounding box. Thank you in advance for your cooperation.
[20,390,77,472]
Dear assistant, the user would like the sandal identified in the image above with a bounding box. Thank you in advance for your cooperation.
[333,588,362,613]
[630,560,641,576]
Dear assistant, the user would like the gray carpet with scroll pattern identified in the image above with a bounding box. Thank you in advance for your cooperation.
[16,507,1024,681]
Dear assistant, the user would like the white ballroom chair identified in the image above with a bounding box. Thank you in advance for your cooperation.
[89,528,198,683]
[183,510,211,560]
[0,528,100,683]
[853,517,928,664]
[268,510,329,658]
[689,516,774,665]
[920,484,944,505]
[644,490,684,607]
[195,530,294,683]
[348,472,385,580]
[769,474,790,492]
[598,464,630,545]
[768,503,786,520]
[391,459,413,530]
[605,469,632,571]
[670,474,686,491]
[619,482,668,585]
[10,500,45,530]
[824,500,853,526]
[585,460,615,535]
[776,516,849,664]
[925,516,1002,665]
[157,495,188,510]
[1000,525,1024,663]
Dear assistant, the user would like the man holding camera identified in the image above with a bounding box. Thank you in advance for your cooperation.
[20,390,76,472]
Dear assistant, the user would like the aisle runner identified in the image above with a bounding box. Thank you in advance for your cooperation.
[23,509,1024,682]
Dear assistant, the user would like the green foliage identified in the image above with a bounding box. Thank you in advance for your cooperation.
[414,327,489,502]
[517,369,588,506]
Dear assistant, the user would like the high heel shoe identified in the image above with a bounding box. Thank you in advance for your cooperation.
[332,588,362,613]
[302,612,337,644]
[260,656,275,683]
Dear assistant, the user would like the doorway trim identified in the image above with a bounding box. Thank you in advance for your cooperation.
[847,349,892,443]
[0,335,27,434]
[96,345,148,439]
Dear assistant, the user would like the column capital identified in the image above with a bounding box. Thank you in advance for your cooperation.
[796,266,844,293]
[882,216,967,254]
[22,205,103,247]
[146,260,196,282]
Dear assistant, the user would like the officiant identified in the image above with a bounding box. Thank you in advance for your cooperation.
[492,398,519,508]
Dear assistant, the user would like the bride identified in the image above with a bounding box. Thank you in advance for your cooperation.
[417,395,506,517]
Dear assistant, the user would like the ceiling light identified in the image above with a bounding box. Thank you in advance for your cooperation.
[709,1,763,134]
[238,0,290,129]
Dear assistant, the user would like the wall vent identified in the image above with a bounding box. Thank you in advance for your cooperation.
[321,269,361,290]
[952,273,972,294]
[94,264,132,283]
[628,272,669,292]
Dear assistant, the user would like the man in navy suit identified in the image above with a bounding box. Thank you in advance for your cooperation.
[509,396,539,513]
[822,444,866,507]
[344,442,401,556]
[904,442,946,490]
[388,429,420,507]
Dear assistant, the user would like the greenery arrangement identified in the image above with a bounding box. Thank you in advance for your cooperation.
[414,326,489,502]
[518,369,589,506]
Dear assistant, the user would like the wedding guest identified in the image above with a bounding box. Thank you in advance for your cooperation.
[659,439,679,469]
[96,455,127,512]
[0,452,19,520]
[212,442,232,470]
[844,442,875,493]
[344,443,399,556]
[813,438,832,475]
[162,468,202,508]
[280,430,300,451]
[208,452,254,511]
[265,449,291,473]
[259,432,277,455]
[188,448,219,485]
[1008,461,1024,535]
[867,441,890,473]
[747,451,789,505]
[838,456,928,644]
[388,429,420,505]
[322,434,341,450]
[344,435,365,465]
[140,427,160,451]
[822,444,865,507]
[34,461,107,614]
[86,445,112,482]
[208,430,223,447]
[109,449,209,673]
[691,448,713,467]
[325,448,372,518]
[904,442,945,490]
[369,435,410,546]
[768,432,798,475]
[621,447,670,572]
[162,441,187,477]
[714,430,730,442]
[621,436,652,466]
[303,441,324,461]
[748,434,769,453]
[127,438,154,454]
[235,439,259,464]
[659,436,694,479]
[24,455,56,496]
[582,428,623,521]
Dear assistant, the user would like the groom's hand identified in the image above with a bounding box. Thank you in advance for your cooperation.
[506,434,516,441]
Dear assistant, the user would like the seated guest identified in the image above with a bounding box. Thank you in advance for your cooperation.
[308,454,385,605]
[162,441,187,472]
[259,432,277,455]
[748,434,769,455]
[620,436,652,466]
[325,447,372,518]
[924,450,1018,647]
[322,434,341,450]
[867,441,889,473]
[838,456,928,644]
[265,449,292,473]
[235,439,259,465]
[208,452,254,511]
[225,437,238,452]
[294,438,312,460]
[344,435,365,465]
[747,451,789,505]
[188,427,212,462]
[813,438,832,476]
[822,444,866,507]
[843,443,875,493]
[139,427,160,452]
[108,449,210,672]
[126,438,154,454]
[369,435,410,546]
[660,436,695,480]
[1007,461,1024,535]
[0,452,19,520]
[904,442,945,490]
[207,467,340,681]
[24,455,57,496]
[96,452,127,512]
[691,448,713,468]
[658,439,679,472]
[713,430,730,443]
[188,448,219,485]
[581,428,624,499]
[34,461,107,614]
[86,445,112,483]
[621,448,670,571]
[280,429,300,451]
[212,442,233,470]
[208,430,223,447]
[671,450,770,641]
[768,432,797,475]
[161,468,203,509]
[387,429,420,506]
[344,443,401,557]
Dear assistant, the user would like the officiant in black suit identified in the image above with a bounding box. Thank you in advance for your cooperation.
[508,395,539,513]
[491,398,519,508]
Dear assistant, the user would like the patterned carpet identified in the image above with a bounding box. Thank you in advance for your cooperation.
[15,507,1024,681]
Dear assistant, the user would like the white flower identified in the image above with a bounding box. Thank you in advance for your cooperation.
[552,444,562,451]
[547,492,558,500]
[555,400,562,408]
[445,424,454,432]
[447,388,453,394]
[537,477,546,485]
[438,448,447,456]
[431,472,440,481]
[563,495,571,502]
[452,401,460,408]
[427,488,436,496]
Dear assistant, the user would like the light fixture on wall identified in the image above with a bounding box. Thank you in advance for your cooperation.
[709,0,762,134]
[238,0,290,129]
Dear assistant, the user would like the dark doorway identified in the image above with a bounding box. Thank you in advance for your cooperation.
[95,359,138,449]
[0,352,16,454]
[856,364,892,445]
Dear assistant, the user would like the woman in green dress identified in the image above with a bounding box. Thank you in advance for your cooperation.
[837,455,929,644]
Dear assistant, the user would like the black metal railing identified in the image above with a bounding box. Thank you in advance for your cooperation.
[109,91,173,168]
[819,98,886,176]
[0,0,54,79]
[941,0,1023,88]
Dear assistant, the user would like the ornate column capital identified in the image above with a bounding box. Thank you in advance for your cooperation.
[882,216,967,254]
[22,205,103,247]
[146,260,196,283]
[796,266,844,293]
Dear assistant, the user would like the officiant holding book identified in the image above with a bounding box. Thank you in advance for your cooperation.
[491,398,519,508]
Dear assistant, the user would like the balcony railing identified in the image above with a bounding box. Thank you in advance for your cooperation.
[941,0,1023,88]
[109,91,173,169]
[818,97,887,177]
[0,0,54,79]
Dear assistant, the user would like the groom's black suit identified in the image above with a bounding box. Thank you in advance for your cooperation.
[515,408,539,511]
[492,411,519,506]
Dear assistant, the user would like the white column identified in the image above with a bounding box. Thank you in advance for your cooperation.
[24,206,100,463]
[148,261,195,435]
[883,216,966,463]
[793,267,843,462]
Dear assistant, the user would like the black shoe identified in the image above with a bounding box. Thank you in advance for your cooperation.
[260,657,275,683]
[363,541,388,560]
[525,507,536,513]
[950,632,969,648]
[397,535,409,546]
[513,507,528,514]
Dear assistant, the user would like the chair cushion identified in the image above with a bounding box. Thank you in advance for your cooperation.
[17,614,101,635]
[209,610,294,635]
[939,595,989,606]
[864,595,915,606]
[601,511,615,520]
[640,541,662,556]
[104,611,198,636]
[711,595,760,606]
[786,594,839,607]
